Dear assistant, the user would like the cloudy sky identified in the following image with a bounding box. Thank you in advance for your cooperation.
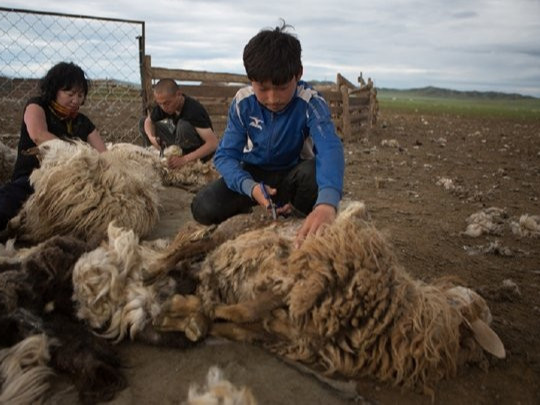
[1,0,539,96]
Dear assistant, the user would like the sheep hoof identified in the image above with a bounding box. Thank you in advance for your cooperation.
[185,313,209,342]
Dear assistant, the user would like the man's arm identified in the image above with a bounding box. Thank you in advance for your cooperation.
[168,127,218,168]
[143,115,162,150]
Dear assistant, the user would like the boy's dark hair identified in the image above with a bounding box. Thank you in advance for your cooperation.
[39,62,89,104]
[243,20,302,85]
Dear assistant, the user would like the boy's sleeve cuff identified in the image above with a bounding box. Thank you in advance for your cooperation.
[315,188,341,209]
[241,178,258,198]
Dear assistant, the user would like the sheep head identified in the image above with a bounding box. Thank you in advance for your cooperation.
[446,286,505,359]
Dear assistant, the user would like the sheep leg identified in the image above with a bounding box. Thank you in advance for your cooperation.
[155,294,209,341]
[143,223,219,284]
[156,312,209,342]
[213,291,284,323]
[144,214,270,284]
[209,322,271,344]
[163,294,203,316]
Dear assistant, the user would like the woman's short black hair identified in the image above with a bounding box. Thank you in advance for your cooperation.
[39,62,89,103]
[243,20,302,85]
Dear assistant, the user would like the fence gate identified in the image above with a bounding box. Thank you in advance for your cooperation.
[0,7,145,146]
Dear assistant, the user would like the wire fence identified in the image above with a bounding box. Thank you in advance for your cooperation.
[0,7,145,147]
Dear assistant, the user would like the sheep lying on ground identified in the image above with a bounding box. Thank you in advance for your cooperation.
[153,202,505,396]
[0,140,16,185]
[160,145,219,191]
[5,139,163,243]
[0,234,127,403]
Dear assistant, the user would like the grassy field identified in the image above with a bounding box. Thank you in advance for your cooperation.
[377,89,540,120]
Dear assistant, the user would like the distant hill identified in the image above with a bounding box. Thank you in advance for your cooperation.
[377,86,537,100]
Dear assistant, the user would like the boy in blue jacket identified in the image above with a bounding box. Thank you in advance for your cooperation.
[191,21,345,247]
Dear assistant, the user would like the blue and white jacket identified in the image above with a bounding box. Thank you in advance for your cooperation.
[214,80,345,208]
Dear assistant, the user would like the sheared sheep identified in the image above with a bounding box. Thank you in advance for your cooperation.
[153,202,505,396]
[5,139,163,243]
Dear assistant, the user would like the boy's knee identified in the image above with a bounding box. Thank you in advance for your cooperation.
[296,159,316,180]
[191,192,217,225]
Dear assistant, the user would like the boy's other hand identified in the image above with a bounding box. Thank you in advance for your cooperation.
[294,204,336,248]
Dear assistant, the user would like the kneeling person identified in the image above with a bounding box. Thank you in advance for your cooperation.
[191,22,345,248]
[139,79,218,168]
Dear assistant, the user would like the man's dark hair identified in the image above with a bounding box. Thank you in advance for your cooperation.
[243,20,302,85]
[154,78,180,95]
[39,62,89,104]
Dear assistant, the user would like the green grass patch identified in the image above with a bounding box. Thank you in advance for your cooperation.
[378,90,540,120]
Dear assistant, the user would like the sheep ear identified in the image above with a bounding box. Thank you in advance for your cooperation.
[469,319,506,359]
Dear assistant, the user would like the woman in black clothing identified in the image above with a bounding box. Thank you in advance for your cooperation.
[0,61,107,231]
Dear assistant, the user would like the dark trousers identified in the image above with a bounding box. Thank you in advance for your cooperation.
[191,159,317,225]
[138,117,211,160]
[0,176,33,231]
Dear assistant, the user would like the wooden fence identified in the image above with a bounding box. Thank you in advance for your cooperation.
[141,55,378,139]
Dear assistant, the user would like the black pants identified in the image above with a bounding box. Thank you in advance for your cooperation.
[138,117,211,161]
[0,176,33,231]
[191,159,317,225]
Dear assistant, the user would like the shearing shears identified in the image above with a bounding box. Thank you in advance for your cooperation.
[259,182,277,220]
[156,135,167,158]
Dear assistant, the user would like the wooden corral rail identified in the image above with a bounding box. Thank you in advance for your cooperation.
[141,55,378,139]
[334,73,379,138]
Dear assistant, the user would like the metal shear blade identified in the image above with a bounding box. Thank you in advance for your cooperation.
[259,182,277,220]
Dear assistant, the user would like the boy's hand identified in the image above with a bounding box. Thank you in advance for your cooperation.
[252,183,277,213]
[295,204,336,248]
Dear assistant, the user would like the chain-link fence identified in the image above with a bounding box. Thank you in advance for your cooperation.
[0,7,145,147]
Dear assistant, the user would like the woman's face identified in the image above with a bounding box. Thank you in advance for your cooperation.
[56,87,85,111]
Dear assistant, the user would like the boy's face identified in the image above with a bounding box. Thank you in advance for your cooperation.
[251,76,300,112]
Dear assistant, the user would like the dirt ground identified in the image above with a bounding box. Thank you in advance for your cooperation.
[1,109,539,404]
[103,110,539,405]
